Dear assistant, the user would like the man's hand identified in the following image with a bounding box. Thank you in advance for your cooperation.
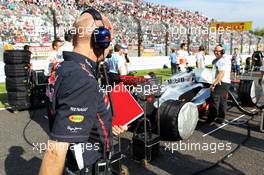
[210,84,215,92]
[39,140,69,175]
[112,125,128,136]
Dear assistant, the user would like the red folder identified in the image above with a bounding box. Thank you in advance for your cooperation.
[111,82,144,126]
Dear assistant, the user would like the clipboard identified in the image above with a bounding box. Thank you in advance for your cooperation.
[111,82,144,126]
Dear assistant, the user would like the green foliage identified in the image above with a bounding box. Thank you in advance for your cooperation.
[254,28,264,37]
[0,83,6,93]
[0,83,7,108]
[134,68,171,81]
[0,93,7,108]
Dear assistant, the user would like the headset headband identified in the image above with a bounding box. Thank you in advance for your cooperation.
[81,8,103,21]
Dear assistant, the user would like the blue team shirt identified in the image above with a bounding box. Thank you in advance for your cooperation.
[169,52,177,64]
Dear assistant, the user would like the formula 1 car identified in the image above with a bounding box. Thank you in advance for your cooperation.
[119,68,260,141]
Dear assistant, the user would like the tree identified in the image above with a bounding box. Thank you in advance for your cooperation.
[254,28,264,37]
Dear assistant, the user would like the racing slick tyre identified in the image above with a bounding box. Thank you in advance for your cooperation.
[5,77,29,92]
[4,64,29,77]
[238,80,258,107]
[7,92,30,109]
[159,100,198,140]
[4,50,31,64]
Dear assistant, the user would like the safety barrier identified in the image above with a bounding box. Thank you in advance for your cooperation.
[0,55,251,83]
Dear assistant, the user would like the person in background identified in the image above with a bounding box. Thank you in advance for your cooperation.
[106,49,113,59]
[106,43,127,76]
[177,43,189,72]
[169,48,177,74]
[123,48,130,73]
[196,45,205,68]
[231,48,242,79]
[58,30,74,58]
[208,44,231,125]
[23,44,31,53]
[44,38,63,77]
[105,44,127,85]
[23,44,33,68]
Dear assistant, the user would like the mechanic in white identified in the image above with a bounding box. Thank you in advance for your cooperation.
[177,43,189,72]
[208,44,231,125]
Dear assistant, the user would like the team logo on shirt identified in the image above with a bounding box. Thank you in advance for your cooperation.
[68,115,84,123]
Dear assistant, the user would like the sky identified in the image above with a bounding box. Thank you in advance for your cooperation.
[145,0,264,29]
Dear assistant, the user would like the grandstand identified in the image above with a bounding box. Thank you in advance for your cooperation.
[0,0,263,59]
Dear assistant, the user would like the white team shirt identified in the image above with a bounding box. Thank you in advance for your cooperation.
[177,50,189,65]
[177,49,189,71]
[213,55,231,84]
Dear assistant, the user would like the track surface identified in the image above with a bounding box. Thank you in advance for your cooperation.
[0,75,264,175]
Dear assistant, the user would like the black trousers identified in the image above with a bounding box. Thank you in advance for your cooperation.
[171,63,178,74]
[209,82,230,121]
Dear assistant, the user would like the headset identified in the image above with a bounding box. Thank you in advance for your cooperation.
[81,8,111,49]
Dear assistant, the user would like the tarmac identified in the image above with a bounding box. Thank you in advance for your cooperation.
[0,75,264,175]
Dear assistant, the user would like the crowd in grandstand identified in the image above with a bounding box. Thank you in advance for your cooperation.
[0,0,261,55]
[0,0,210,44]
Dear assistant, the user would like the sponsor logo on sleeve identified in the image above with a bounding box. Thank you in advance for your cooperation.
[67,126,83,133]
[68,115,84,123]
[70,107,88,112]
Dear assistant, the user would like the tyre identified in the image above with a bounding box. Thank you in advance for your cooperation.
[4,50,31,57]
[6,77,29,92]
[158,100,198,140]
[238,80,258,107]
[4,64,29,77]
[4,50,31,64]
[7,92,30,107]
[7,92,30,100]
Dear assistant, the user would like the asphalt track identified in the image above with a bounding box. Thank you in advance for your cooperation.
[0,78,264,175]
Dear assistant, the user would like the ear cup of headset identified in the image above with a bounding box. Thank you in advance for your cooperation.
[93,27,111,49]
